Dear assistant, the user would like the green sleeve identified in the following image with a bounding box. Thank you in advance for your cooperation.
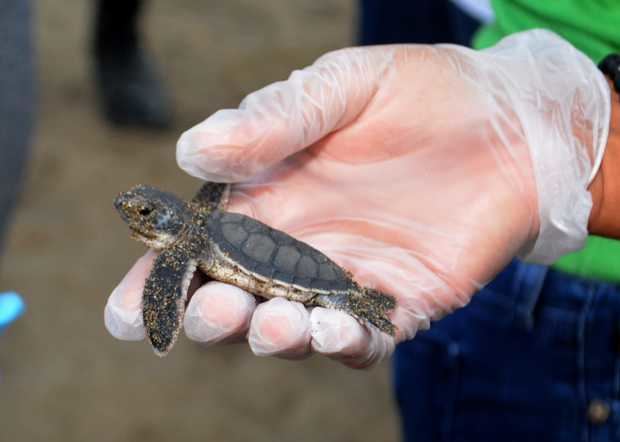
[474,0,620,62]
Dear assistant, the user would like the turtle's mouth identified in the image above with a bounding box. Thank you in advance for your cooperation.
[129,227,173,250]
[129,226,156,239]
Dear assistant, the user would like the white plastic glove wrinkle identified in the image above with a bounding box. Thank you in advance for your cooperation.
[107,30,611,368]
[474,31,610,262]
[177,47,397,183]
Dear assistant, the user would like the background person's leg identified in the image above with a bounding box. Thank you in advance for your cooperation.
[0,0,35,255]
[94,0,142,55]
[0,0,34,330]
[92,0,172,129]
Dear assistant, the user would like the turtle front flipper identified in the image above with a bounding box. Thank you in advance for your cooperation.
[191,182,230,212]
[143,244,198,356]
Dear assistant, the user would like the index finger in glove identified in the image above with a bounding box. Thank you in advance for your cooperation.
[104,251,156,341]
[176,46,397,182]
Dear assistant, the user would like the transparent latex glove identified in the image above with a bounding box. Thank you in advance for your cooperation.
[105,30,610,368]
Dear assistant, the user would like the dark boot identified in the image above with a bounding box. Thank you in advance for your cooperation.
[92,0,172,129]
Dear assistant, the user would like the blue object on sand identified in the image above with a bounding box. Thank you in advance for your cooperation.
[0,292,25,332]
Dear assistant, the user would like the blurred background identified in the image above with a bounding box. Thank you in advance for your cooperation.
[0,1,400,441]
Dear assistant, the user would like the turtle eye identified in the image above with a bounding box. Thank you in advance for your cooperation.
[138,206,153,216]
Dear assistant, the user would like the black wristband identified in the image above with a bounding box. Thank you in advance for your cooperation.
[598,54,620,94]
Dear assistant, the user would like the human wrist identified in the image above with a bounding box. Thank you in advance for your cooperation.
[588,79,620,237]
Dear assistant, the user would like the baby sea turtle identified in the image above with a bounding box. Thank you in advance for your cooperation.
[114,182,396,356]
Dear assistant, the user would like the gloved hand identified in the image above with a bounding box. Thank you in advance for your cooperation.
[105,30,610,368]
[0,292,25,333]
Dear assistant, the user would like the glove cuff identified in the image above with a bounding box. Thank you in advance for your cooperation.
[517,32,611,264]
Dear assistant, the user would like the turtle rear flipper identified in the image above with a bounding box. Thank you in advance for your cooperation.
[143,245,198,356]
[315,289,396,336]
[192,182,230,212]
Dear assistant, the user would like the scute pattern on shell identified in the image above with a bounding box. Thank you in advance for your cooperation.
[207,210,352,292]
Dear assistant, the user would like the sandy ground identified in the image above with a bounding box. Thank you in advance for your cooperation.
[0,1,400,441]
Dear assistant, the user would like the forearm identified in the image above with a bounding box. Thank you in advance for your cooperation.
[588,79,620,237]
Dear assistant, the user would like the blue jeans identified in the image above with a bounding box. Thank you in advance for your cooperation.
[358,0,480,46]
[394,260,620,442]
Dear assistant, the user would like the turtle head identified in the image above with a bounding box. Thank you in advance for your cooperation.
[114,185,191,250]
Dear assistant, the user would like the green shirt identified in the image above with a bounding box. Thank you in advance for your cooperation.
[473,0,620,282]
